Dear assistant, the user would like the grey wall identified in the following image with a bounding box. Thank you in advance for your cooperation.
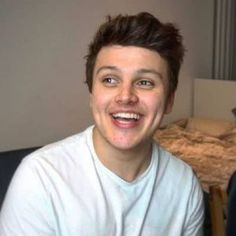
[0,0,214,151]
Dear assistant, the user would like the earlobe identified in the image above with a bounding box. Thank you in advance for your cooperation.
[164,92,175,114]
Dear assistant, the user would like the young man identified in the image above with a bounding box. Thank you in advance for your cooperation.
[0,12,204,235]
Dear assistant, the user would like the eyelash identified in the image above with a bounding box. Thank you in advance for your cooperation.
[137,80,154,87]
[102,77,118,86]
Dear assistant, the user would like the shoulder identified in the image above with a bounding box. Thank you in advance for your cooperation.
[7,126,95,196]
[22,126,94,169]
[152,143,202,200]
[154,143,194,178]
[1,126,95,217]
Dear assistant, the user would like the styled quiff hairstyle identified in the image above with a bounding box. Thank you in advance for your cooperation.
[85,12,185,95]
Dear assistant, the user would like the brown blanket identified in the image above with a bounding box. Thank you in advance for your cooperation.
[154,123,236,192]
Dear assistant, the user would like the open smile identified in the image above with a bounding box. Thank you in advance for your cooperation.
[113,112,141,120]
[112,112,141,121]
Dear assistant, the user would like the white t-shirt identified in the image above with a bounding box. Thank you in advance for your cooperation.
[0,126,204,236]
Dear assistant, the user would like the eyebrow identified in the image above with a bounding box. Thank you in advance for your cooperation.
[136,68,163,79]
[95,66,163,79]
[95,66,120,75]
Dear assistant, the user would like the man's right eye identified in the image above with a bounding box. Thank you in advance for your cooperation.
[102,77,118,86]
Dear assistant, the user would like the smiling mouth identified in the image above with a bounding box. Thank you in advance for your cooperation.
[112,112,141,121]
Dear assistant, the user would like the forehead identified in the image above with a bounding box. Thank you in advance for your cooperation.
[94,45,168,76]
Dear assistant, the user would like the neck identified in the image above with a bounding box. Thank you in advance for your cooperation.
[92,128,153,182]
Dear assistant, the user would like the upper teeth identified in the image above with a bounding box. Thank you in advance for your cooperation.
[113,113,140,120]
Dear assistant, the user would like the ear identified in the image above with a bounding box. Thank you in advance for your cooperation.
[164,92,175,114]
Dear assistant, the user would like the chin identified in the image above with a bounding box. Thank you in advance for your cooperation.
[109,135,151,151]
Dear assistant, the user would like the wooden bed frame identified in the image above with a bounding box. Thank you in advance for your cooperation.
[209,186,227,236]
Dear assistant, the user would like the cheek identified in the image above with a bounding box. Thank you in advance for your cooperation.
[143,91,166,112]
[90,92,109,113]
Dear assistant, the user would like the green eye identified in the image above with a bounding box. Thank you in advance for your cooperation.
[137,80,154,88]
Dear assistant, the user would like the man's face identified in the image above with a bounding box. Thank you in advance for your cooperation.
[90,45,174,151]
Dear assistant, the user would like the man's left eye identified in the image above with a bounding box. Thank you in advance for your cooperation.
[137,80,154,87]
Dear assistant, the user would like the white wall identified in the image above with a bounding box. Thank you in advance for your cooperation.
[194,78,236,122]
[0,0,214,151]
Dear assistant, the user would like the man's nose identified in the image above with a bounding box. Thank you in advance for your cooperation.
[115,84,138,105]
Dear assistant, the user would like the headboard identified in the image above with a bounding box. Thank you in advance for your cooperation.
[193,78,236,122]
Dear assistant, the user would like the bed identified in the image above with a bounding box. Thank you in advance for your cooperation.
[154,117,236,192]
[154,79,236,192]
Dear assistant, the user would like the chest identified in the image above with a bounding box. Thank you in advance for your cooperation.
[49,168,186,236]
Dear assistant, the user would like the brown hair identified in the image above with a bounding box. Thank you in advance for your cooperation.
[85,12,185,95]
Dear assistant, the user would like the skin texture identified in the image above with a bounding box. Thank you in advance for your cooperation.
[90,45,175,181]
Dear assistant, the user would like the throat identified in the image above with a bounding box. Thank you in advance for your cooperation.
[92,126,153,181]
[116,153,152,182]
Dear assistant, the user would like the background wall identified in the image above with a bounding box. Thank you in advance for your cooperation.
[0,0,214,151]
[194,79,236,122]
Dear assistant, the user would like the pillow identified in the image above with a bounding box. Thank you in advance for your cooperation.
[172,118,188,128]
[186,117,235,137]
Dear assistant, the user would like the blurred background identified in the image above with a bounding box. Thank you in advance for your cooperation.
[0,0,234,151]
